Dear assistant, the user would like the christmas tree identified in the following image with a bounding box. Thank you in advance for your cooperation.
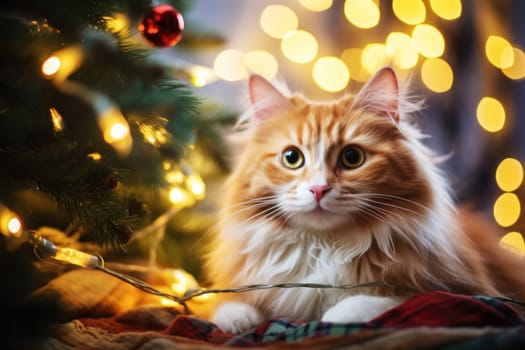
[0,0,233,341]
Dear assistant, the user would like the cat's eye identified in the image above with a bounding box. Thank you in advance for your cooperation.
[340,146,365,169]
[281,146,304,169]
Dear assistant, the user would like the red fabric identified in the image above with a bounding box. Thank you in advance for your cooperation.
[165,315,234,344]
[370,291,523,328]
[74,291,524,347]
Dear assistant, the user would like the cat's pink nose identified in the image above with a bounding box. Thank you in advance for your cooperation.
[309,185,331,201]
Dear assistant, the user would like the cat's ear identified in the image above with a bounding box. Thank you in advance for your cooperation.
[352,67,400,123]
[249,74,291,120]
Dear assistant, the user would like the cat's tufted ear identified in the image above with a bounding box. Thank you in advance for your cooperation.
[352,67,400,123]
[249,75,291,120]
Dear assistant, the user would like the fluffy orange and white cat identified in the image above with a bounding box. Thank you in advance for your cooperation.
[203,67,525,333]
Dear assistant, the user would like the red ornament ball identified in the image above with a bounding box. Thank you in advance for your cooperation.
[139,4,184,47]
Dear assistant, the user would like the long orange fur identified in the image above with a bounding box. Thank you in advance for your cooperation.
[202,67,525,330]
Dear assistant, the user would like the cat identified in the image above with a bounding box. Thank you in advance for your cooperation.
[203,67,525,334]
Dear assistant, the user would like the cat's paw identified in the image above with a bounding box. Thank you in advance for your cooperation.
[321,295,404,324]
[212,301,264,334]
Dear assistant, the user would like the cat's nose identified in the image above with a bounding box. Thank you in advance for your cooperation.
[309,185,331,201]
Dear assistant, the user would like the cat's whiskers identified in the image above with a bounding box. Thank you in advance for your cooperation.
[228,200,292,230]
[225,195,281,211]
[226,196,281,217]
[353,197,424,219]
[353,204,391,227]
[344,192,436,220]
[356,193,434,215]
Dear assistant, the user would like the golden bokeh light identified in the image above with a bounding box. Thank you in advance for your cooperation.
[485,36,514,69]
[298,0,333,12]
[361,43,390,74]
[499,232,525,258]
[49,107,64,132]
[7,217,22,236]
[104,13,129,33]
[97,104,132,157]
[312,56,350,92]
[412,24,445,58]
[502,47,525,80]
[185,173,206,200]
[213,49,247,81]
[344,0,380,29]
[386,32,419,69]
[429,0,462,20]
[243,50,278,79]
[392,0,426,25]
[281,30,318,64]
[190,66,217,88]
[0,204,23,237]
[109,122,129,142]
[165,169,184,184]
[341,48,369,82]
[476,97,506,133]
[87,152,102,161]
[420,58,453,93]
[41,46,85,81]
[493,193,521,227]
[169,187,195,207]
[496,158,524,192]
[260,5,298,39]
[42,56,61,76]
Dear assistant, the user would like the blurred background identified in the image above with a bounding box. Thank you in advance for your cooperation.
[0,1,524,328]
[175,0,525,256]
[0,1,524,343]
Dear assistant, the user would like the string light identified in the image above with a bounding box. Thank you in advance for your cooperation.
[260,5,298,39]
[53,247,102,268]
[392,0,426,25]
[49,107,64,132]
[185,173,206,200]
[165,169,184,184]
[137,118,170,147]
[189,66,217,87]
[87,152,102,161]
[41,46,85,82]
[169,187,195,207]
[98,108,132,156]
[8,228,524,316]
[0,203,23,238]
[476,97,506,133]
[103,13,129,33]
[41,56,61,76]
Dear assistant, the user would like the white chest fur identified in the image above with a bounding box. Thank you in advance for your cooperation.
[231,225,373,320]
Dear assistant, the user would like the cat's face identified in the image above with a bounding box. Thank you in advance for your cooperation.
[233,68,432,234]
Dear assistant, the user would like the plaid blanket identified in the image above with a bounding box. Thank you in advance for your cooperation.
[18,270,525,349]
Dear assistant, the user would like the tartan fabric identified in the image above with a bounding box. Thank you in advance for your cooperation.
[163,291,525,347]
[39,291,525,349]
